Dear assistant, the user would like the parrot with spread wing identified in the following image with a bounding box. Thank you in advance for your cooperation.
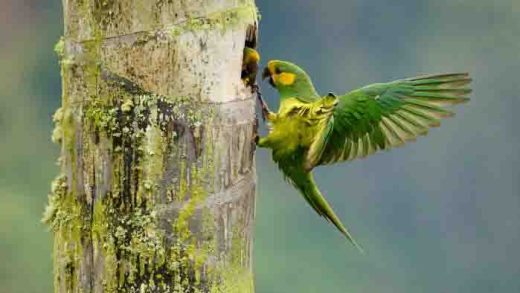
[256,60,471,252]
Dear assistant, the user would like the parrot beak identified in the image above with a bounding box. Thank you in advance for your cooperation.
[262,67,275,87]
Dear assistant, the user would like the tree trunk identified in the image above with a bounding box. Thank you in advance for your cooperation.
[44,0,258,292]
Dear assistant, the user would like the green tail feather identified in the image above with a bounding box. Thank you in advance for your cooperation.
[293,171,364,253]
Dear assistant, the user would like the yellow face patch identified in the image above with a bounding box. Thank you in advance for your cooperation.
[274,72,296,85]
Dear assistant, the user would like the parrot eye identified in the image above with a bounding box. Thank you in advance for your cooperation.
[274,67,282,74]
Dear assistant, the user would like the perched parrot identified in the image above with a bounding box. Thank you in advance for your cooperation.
[241,47,261,89]
[242,23,260,89]
[242,47,271,121]
[257,60,471,252]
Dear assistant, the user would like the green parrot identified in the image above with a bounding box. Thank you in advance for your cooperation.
[242,47,271,121]
[257,60,471,252]
[242,47,261,88]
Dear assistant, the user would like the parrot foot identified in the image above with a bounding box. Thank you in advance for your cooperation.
[252,84,271,121]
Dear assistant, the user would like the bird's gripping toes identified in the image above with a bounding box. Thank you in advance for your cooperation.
[257,59,471,252]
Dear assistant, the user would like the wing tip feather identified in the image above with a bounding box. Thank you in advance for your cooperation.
[409,72,470,81]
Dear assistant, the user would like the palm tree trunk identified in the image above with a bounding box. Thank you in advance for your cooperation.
[44,0,258,292]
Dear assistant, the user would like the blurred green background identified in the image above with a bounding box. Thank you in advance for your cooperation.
[1,0,519,292]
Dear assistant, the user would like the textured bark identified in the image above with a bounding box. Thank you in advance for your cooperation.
[44,0,258,292]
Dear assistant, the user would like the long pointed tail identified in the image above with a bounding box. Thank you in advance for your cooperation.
[292,171,364,253]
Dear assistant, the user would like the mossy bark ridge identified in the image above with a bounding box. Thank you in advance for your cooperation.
[44,0,259,292]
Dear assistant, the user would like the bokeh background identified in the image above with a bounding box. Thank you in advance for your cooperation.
[1,0,519,292]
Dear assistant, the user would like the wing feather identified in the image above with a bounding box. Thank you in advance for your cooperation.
[314,73,471,166]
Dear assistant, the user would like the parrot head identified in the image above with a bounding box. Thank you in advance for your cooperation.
[262,60,319,101]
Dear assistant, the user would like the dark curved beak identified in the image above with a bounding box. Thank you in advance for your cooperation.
[262,67,271,80]
[262,67,276,87]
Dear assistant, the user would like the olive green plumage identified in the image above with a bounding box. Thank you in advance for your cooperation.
[241,47,260,88]
[258,60,471,252]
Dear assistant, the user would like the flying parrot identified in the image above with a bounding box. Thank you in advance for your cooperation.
[256,60,471,252]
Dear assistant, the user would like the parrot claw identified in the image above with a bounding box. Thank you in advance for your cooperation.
[251,84,260,93]
[252,85,269,121]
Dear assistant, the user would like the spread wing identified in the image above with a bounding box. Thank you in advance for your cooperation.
[310,73,471,167]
